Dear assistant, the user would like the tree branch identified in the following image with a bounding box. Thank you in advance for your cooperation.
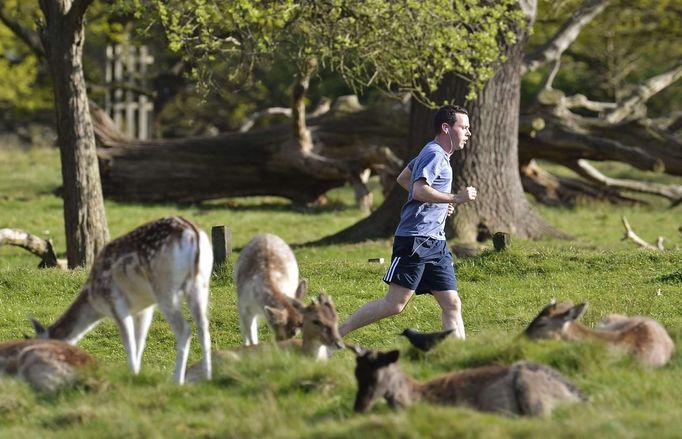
[571,159,682,203]
[621,217,664,251]
[523,0,610,75]
[0,2,45,58]
[605,60,682,124]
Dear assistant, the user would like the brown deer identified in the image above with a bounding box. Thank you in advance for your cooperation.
[31,217,213,384]
[525,301,674,367]
[234,233,306,345]
[349,345,585,416]
[185,293,344,382]
[0,339,95,392]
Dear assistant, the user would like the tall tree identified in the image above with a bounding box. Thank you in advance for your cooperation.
[38,0,108,267]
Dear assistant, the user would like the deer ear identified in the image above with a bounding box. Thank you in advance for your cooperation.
[379,350,400,366]
[30,318,48,338]
[569,303,588,320]
[346,343,367,356]
[264,306,286,323]
[318,292,332,306]
[295,279,308,300]
[290,298,306,313]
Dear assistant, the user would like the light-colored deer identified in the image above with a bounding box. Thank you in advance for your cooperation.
[31,217,213,384]
[525,301,674,367]
[185,293,344,382]
[348,345,585,416]
[0,339,95,392]
[235,233,306,345]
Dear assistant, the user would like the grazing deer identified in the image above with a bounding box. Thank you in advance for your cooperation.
[235,233,307,345]
[348,345,585,416]
[0,339,95,392]
[31,217,213,384]
[525,301,674,367]
[185,293,344,382]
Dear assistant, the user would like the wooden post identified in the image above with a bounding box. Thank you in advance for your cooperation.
[211,225,232,268]
[493,232,510,251]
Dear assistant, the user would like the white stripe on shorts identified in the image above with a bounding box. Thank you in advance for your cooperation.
[383,257,401,282]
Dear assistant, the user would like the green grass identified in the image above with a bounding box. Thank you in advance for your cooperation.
[1,145,681,437]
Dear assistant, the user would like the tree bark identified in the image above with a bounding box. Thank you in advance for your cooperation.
[39,0,109,268]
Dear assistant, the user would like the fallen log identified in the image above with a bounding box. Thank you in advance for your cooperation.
[0,229,66,269]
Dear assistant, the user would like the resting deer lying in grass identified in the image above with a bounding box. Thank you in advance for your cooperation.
[235,233,307,345]
[185,293,344,382]
[525,301,674,367]
[31,217,213,384]
[348,345,585,416]
[0,339,95,392]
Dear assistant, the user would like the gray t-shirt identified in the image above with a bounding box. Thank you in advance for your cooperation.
[395,141,452,240]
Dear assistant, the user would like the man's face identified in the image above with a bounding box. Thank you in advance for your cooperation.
[447,113,471,150]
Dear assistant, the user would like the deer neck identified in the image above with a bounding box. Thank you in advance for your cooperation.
[564,321,621,342]
[48,286,103,344]
[385,364,421,408]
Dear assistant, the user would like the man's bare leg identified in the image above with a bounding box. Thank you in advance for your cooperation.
[339,283,414,337]
[433,290,465,340]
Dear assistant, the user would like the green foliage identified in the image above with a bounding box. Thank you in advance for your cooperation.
[148,0,525,106]
[1,146,682,436]
[0,1,48,114]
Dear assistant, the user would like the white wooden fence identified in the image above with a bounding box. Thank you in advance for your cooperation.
[104,44,154,140]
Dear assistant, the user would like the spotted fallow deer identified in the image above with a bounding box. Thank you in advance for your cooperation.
[185,293,344,382]
[0,339,95,392]
[234,233,307,345]
[525,301,674,367]
[31,217,213,384]
[349,345,585,416]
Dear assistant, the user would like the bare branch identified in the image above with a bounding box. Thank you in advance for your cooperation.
[239,97,332,133]
[0,228,66,269]
[563,94,617,112]
[239,107,292,132]
[571,159,682,203]
[621,217,664,251]
[605,61,682,124]
[523,0,610,75]
[0,2,45,58]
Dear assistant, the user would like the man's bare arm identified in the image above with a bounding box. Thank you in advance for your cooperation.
[396,167,412,191]
[412,179,477,204]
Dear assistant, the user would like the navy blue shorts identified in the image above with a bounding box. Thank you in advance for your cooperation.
[383,236,457,295]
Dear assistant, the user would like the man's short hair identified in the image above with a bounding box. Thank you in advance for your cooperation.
[433,105,468,134]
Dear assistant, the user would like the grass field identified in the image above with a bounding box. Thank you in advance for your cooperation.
[1,145,681,438]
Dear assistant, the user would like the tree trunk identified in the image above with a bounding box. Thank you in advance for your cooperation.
[39,0,109,268]
[445,38,568,242]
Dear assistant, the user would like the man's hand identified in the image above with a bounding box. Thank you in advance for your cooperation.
[447,203,454,217]
[453,186,477,204]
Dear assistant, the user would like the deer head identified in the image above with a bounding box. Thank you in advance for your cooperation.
[525,301,588,340]
[264,279,307,340]
[292,292,344,354]
[347,344,401,413]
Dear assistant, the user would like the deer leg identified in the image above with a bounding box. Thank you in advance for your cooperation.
[158,302,192,385]
[113,301,139,375]
[239,307,259,346]
[187,280,212,381]
[133,306,155,370]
